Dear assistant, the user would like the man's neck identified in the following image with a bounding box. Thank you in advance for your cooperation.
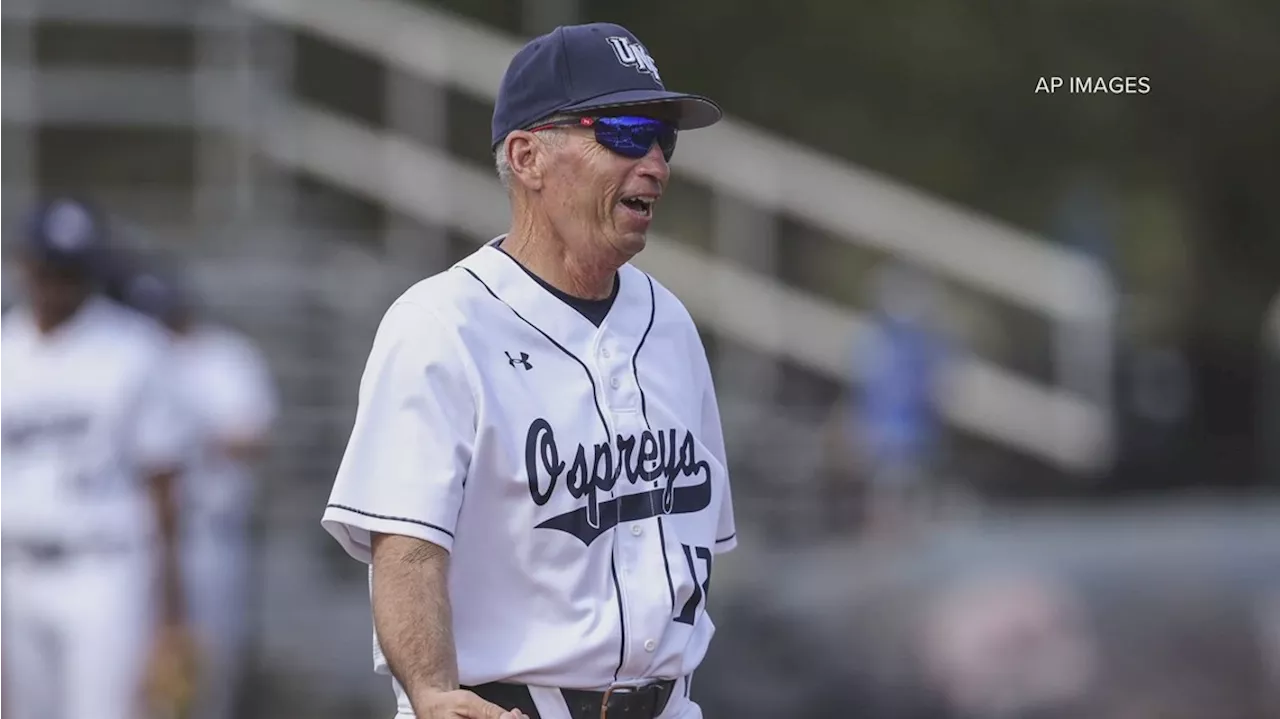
[500,224,623,301]
[34,296,90,336]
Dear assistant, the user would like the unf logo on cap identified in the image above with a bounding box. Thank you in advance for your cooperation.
[606,36,662,85]
[43,201,94,251]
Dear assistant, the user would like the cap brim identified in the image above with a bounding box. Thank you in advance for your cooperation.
[21,240,101,274]
[560,90,722,130]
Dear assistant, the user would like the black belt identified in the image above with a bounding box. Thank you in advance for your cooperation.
[466,679,677,719]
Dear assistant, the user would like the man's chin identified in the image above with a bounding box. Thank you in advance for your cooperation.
[616,232,649,257]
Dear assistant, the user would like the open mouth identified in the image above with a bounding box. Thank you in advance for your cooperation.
[619,196,655,217]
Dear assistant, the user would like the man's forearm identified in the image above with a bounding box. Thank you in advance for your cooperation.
[149,467,185,624]
[371,533,460,705]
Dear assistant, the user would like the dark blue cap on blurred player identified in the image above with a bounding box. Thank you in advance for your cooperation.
[490,22,722,151]
[116,267,189,325]
[20,197,109,274]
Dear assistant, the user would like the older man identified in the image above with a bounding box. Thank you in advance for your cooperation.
[322,21,737,719]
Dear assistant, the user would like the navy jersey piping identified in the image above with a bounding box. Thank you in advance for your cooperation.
[657,516,677,612]
[326,503,455,538]
[459,265,627,680]
[632,274,657,424]
[631,274,678,619]
[610,558,627,682]
[459,267,610,434]
[489,240,619,327]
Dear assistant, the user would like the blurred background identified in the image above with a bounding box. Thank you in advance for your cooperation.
[3,0,1279,717]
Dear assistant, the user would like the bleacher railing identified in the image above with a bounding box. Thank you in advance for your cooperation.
[233,0,1117,472]
[1,0,1119,473]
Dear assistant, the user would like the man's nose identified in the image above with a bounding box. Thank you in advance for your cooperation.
[636,142,670,185]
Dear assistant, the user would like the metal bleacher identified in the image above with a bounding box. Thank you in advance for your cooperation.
[233,0,1119,478]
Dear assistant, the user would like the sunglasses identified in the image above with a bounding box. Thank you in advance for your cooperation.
[527,115,678,162]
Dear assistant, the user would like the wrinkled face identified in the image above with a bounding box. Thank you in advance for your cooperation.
[512,114,672,259]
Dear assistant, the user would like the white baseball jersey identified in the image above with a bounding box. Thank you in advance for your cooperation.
[167,322,278,531]
[323,240,737,707]
[2,296,189,545]
[160,322,276,719]
[2,296,190,719]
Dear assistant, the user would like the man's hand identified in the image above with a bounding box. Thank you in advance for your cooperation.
[140,621,201,718]
[413,688,529,719]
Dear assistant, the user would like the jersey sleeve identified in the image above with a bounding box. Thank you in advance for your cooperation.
[128,350,192,476]
[695,331,738,555]
[321,300,475,562]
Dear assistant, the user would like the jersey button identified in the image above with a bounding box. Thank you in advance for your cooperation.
[602,348,611,358]
[644,639,657,652]
[610,377,621,389]
[631,524,643,536]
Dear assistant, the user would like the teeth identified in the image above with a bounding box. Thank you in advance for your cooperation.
[622,197,653,214]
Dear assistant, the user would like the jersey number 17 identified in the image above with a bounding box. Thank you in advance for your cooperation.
[674,544,712,625]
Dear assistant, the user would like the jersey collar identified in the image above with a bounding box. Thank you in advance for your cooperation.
[457,238,654,354]
[9,294,113,345]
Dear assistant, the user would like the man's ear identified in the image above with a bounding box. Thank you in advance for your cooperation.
[506,132,545,191]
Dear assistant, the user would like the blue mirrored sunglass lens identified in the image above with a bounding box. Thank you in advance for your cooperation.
[593,117,677,161]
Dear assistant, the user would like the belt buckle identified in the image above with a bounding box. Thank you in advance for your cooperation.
[599,681,654,719]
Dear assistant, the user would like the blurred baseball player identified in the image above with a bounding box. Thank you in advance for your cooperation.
[322,22,736,719]
[1,198,196,719]
[116,267,279,719]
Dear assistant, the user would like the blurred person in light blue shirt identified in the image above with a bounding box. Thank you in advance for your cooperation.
[852,262,950,536]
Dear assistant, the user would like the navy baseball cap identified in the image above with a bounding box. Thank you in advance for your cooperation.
[119,269,188,323]
[491,22,722,151]
[19,197,108,274]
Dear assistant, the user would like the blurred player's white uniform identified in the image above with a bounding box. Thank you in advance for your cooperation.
[166,321,277,719]
[1,296,188,719]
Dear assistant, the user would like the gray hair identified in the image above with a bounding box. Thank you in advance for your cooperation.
[494,114,578,190]
[495,145,513,189]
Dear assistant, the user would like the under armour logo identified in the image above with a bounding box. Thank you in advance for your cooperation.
[606,36,662,85]
[506,351,532,370]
